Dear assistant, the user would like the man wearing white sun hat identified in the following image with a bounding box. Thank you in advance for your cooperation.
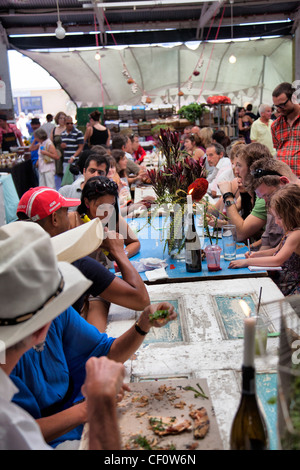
[0,221,128,450]
[1,220,176,449]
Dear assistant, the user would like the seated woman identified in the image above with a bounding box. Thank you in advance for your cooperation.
[70,176,140,261]
[183,134,205,162]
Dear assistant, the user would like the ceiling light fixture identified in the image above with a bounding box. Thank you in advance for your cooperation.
[55,0,66,39]
[229,0,236,64]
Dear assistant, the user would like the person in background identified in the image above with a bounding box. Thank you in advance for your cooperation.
[111,133,147,185]
[28,117,41,185]
[35,128,59,189]
[211,130,231,155]
[271,82,300,177]
[130,133,146,163]
[238,107,253,144]
[41,113,55,137]
[84,110,111,148]
[183,134,205,162]
[206,142,233,199]
[0,113,24,151]
[60,116,84,174]
[250,104,276,156]
[50,111,67,188]
[245,103,258,121]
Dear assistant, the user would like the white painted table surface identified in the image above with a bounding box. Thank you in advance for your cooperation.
[106,277,283,450]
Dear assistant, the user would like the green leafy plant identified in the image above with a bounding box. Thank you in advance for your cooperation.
[178,102,208,123]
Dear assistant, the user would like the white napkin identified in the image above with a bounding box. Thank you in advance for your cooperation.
[131,257,168,273]
[145,267,169,282]
[248,266,282,271]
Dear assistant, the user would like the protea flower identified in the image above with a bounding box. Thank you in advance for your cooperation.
[187,178,208,201]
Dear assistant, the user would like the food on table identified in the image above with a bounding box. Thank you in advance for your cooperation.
[149,415,192,436]
[189,407,210,439]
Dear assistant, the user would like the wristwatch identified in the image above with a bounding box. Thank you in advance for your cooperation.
[225,199,235,207]
[222,192,234,203]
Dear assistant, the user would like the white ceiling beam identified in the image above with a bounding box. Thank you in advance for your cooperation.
[196,1,225,39]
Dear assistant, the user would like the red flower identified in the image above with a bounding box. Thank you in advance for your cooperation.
[187,178,208,201]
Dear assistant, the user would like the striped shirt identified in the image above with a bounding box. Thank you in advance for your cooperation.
[271,113,300,177]
[60,126,84,163]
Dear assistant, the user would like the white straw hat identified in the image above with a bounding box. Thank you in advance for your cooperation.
[0,222,92,352]
[51,218,103,263]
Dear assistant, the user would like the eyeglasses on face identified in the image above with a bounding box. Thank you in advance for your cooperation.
[274,98,290,109]
[66,122,73,125]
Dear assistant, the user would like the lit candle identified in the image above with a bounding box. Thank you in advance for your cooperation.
[240,300,256,367]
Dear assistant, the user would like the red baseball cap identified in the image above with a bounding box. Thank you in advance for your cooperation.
[17,187,81,221]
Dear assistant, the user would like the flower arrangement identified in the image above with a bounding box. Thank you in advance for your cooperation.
[147,128,207,207]
[146,128,208,255]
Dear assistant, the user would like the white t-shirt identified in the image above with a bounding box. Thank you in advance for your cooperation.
[0,368,51,450]
[38,138,55,174]
[208,157,233,196]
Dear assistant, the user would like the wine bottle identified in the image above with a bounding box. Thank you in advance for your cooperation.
[185,208,202,273]
[230,315,268,450]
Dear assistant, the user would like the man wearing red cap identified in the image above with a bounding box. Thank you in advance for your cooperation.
[17,186,150,329]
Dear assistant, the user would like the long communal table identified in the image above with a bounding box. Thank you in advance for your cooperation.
[125,215,267,284]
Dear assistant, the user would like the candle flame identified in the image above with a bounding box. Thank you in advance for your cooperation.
[239,300,251,318]
[188,188,194,195]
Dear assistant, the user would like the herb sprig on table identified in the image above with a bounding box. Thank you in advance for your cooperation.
[183,383,209,399]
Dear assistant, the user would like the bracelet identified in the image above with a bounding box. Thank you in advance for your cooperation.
[134,321,148,336]
[222,192,234,203]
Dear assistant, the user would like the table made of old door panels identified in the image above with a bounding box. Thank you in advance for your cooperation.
[106,277,282,450]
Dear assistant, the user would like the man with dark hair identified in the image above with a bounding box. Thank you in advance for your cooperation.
[111,133,146,184]
[59,153,110,206]
[60,116,84,173]
[271,82,300,177]
[41,113,55,137]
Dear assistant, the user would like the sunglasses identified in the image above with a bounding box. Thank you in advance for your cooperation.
[274,98,290,110]
[251,168,282,179]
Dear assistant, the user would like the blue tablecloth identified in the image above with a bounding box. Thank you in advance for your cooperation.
[124,216,267,283]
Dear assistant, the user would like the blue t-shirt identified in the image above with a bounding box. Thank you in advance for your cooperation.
[30,135,39,166]
[10,306,115,448]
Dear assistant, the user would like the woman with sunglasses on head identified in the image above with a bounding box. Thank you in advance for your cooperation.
[75,176,140,261]
[69,176,141,332]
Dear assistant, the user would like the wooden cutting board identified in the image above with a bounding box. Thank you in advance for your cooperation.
[80,378,223,450]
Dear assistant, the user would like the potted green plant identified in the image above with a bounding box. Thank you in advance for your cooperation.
[178,102,208,125]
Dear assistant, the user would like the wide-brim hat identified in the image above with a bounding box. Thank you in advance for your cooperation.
[0,222,94,352]
[51,218,103,263]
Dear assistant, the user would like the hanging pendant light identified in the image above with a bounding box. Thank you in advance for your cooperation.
[55,0,66,39]
[228,0,236,64]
